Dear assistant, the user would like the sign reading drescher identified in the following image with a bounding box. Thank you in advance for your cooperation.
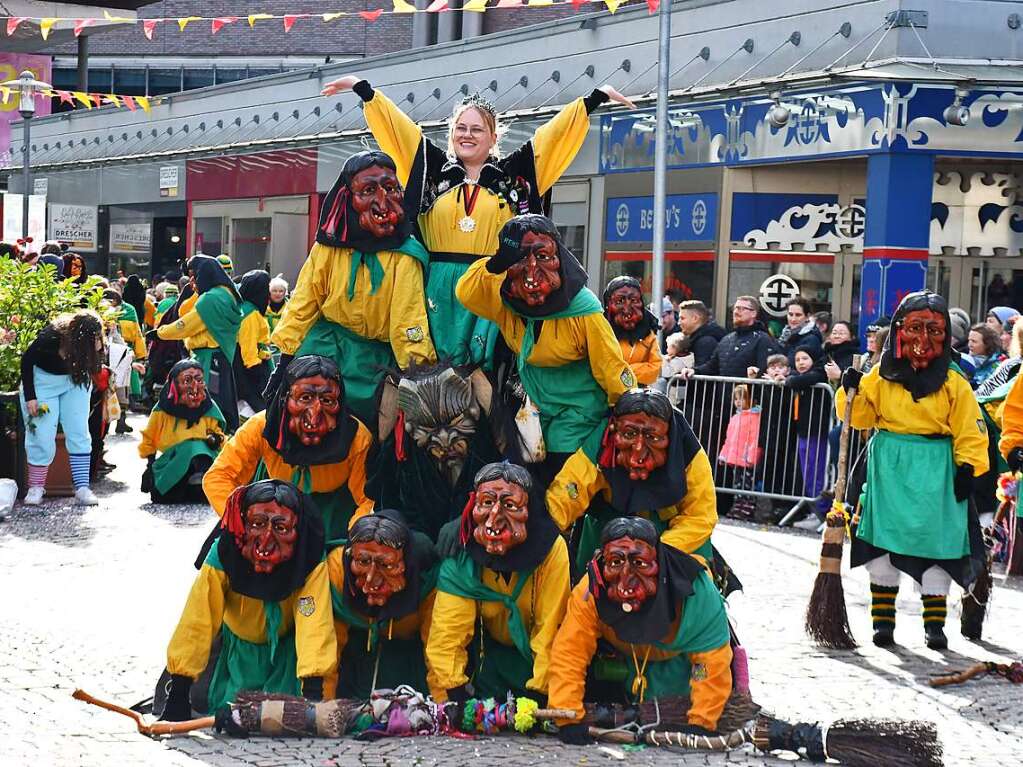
[109,222,152,254]
[49,203,98,252]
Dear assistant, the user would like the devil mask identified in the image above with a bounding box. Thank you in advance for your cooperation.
[603,276,657,344]
[879,290,952,401]
[158,359,214,427]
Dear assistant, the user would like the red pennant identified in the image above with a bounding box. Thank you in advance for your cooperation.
[211,16,238,34]
[122,95,137,112]
[645,0,659,11]
[74,18,96,36]
[58,90,74,105]
[143,19,157,40]
[283,14,300,32]
[90,93,104,107]
[359,9,384,21]
[571,0,586,8]
[7,17,25,36]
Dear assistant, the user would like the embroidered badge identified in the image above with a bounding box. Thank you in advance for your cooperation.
[175,319,186,329]
[620,369,636,388]
[406,326,425,342]
[977,419,987,434]
[566,482,579,500]
[297,596,315,617]
[691,663,708,681]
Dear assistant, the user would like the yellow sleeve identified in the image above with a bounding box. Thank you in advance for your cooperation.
[130,322,147,359]
[389,255,437,368]
[835,367,881,431]
[525,537,571,695]
[344,424,375,530]
[180,293,198,316]
[662,450,718,555]
[166,564,228,679]
[948,374,989,476]
[202,415,267,516]
[144,297,156,328]
[138,410,164,458]
[424,588,478,700]
[294,561,339,680]
[257,314,271,359]
[686,643,733,730]
[238,312,262,368]
[271,245,329,356]
[583,313,634,405]
[532,97,592,195]
[157,308,207,341]
[325,547,350,695]
[630,336,662,386]
[418,589,442,698]
[1000,373,1023,458]
[547,579,600,725]
[362,89,423,188]
[546,448,604,532]
[454,257,508,324]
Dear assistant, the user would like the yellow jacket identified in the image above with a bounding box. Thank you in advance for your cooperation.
[270,243,436,368]
[238,310,272,368]
[202,411,374,524]
[425,537,570,701]
[138,409,224,459]
[455,258,631,404]
[619,333,662,386]
[547,574,732,731]
[323,546,439,698]
[364,89,593,257]
[156,285,231,352]
[547,446,717,556]
[144,295,157,328]
[166,559,337,682]
[119,317,147,360]
[836,366,988,475]
[999,373,1023,458]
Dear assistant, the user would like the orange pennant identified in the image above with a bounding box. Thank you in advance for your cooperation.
[6,17,25,36]
[211,17,238,34]
[74,18,96,37]
[360,9,385,21]
[122,95,137,112]
[645,0,659,10]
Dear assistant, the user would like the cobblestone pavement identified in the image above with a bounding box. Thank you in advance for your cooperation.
[1,414,1020,766]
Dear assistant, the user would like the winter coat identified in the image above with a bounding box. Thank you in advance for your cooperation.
[784,367,831,440]
[823,339,860,372]
[695,324,780,378]
[780,321,823,367]
[687,321,726,368]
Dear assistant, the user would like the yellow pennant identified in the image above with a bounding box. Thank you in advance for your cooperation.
[604,0,625,11]
[392,0,418,13]
[322,12,344,21]
[177,16,201,31]
[74,92,93,110]
[463,0,489,10]
[105,94,122,108]
[527,0,554,6]
[248,13,273,27]
[103,10,134,23]
[39,18,58,40]
[137,96,152,113]
[0,87,10,104]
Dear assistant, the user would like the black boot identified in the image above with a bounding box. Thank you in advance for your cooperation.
[870,583,898,647]
[115,413,133,434]
[922,594,948,650]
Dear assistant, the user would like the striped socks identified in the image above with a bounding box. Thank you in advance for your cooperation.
[26,464,49,489]
[69,453,92,490]
[870,583,898,631]
[922,594,947,629]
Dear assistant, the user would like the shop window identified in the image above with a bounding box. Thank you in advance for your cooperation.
[149,68,182,96]
[232,218,272,274]
[183,69,215,90]
[194,217,224,256]
[727,258,833,333]
[604,254,714,308]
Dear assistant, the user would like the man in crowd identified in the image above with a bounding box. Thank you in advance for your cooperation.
[677,300,724,368]
[681,296,779,379]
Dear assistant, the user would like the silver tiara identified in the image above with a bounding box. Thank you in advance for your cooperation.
[461,92,496,118]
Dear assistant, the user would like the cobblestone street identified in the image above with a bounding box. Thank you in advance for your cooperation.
[1,414,1020,767]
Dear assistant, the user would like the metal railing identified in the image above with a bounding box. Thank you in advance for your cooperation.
[664,374,868,525]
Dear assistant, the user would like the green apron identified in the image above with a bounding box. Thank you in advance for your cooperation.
[195,286,243,363]
[861,430,971,560]
[514,288,618,454]
[151,401,226,494]
[253,460,358,543]
[426,260,499,369]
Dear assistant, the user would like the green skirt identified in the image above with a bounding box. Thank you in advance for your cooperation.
[426,261,498,369]
[153,438,219,495]
[205,624,300,713]
[519,357,610,455]
[338,630,429,700]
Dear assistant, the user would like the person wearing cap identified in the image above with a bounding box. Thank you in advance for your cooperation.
[656,296,680,355]
[155,283,179,326]
[216,254,234,278]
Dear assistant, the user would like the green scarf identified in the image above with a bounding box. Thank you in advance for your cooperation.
[346,236,430,301]
[195,286,243,363]
[330,563,439,651]
[205,542,285,660]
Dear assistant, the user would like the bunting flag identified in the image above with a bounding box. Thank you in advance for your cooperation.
[38,18,57,40]
[74,18,96,36]
[29,88,163,114]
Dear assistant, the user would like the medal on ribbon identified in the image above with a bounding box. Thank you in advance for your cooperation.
[458,182,481,233]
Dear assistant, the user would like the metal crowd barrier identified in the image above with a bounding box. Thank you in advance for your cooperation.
[664,374,868,526]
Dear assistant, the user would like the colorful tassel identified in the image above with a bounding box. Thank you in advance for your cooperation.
[597,421,616,469]
[459,492,477,546]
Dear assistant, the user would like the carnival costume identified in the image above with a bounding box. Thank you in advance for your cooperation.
[603,276,662,386]
[118,301,148,400]
[234,270,275,415]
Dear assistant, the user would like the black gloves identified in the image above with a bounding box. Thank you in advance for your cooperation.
[1008,447,1023,473]
[353,80,375,102]
[140,457,155,493]
[436,517,463,560]
[302,676,323,701]
[583,88,611,115]
[558,722,593,746]
[954,463,974,503]
[161,674,193,722]
[446,683,473,703]
[840,367,863,394]
[213,706,249,738]
[262,353,292,402]
[679,723,718,736]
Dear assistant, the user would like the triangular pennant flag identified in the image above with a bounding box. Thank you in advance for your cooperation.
[604,0,625,12]
[496,0,521,7]
[39,18,58,40]
[211,17,238,34]
[360,9,385,21]
[645,0,659,10]
[90,93,104,107]
[283,15,301,32]
[74,92,93,109]
[105,94,122,108]
[570,0,585,7]
[322,12,344,21]
[528,0,554,5]
[6,17,25,36]
[137,96,152,114]
[426,0,449,11]
[392,0,418,13]
[74,18,96,36]
[142,19,157,39]
[59,90,74,105]
[464,0,488,10]
[103,10,134,22]
[177,16,201,31]
[122,95,137,112]
[248,13,273,27]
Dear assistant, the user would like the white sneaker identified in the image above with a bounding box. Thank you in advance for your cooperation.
[23,486,45,506]
[793,515,822,531]
[74,486,99,506]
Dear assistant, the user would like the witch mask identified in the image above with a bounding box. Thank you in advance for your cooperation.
[601,536,659,614]
[611,411,670,481]
[505,231,562,308]
[287,374,341,446]
[896,309,946,370]
[350,164,405,239]
[349,541,407,607]
[472,470,530,556]
[241,500,298,574]
[174,366,206,409]
[607,283,644,332]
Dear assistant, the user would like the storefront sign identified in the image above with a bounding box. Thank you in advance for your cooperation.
[109,222,152,254]
[605,194,718,243]
[160,165,179,197]
[2,192,45,244]
[759,274,800,317]
[32,178,47,197]
[49,203,98,252]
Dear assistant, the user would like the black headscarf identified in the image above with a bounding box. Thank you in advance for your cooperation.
[587,517,706,644]
[458,461,560,574]
[215,479,326,602]
[122,275,147,324]
[341,509,436,622]
[62,252,88,285]
[316,150,412,253]
[158,359,215,427]
[262,354,359,467]
[239,269,271,315]
[38,254,66,283]
[602,275,659,344]
[491,214,590,319]
[878,290,952,401]
[601,390,703,515]
[188,254,241,302]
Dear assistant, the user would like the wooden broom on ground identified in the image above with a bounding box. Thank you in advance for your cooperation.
[804,358,860,649]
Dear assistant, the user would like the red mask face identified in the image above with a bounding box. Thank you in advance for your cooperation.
[607,285,644,331]
[897,309,946,370]
[286,375,341,446]
[174,367,206,409]
[612,412,670,481]
[241,501,298,573]
[601,537,659,613]
[472,478,530,555]
[70,258,83,277]
[349,541,406,607]
[505,232,561,307]
[349,165,405,238]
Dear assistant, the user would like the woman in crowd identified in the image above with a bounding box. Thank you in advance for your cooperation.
[967,323,1006,389]
[20,309,105,506]
[62,252,88,285]
[267,275,289,335]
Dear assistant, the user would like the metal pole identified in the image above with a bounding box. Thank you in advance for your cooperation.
[651,0,671,337]
[77,35,90,92]
[21,115,31,241]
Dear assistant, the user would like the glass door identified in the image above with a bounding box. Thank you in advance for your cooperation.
[965,258,1023,322]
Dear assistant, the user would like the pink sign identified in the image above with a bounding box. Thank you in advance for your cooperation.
[0,54,52,170]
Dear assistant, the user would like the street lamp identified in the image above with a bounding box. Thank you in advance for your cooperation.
[1,70,53,241]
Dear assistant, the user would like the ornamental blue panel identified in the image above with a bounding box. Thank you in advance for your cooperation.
[605,194,719,243]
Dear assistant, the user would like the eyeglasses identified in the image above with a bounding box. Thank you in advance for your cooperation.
[734,304,758,313]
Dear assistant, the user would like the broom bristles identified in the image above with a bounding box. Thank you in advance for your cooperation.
[805,509,857,649]
[826,719,943,767]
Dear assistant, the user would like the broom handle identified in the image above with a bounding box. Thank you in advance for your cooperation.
[147,716,216,735]
[73,689,149,732]
[72,688,215,736]
[589,727,638,744]
[832,359,863,507]
[534,708,580,720]
[928,662,989,687]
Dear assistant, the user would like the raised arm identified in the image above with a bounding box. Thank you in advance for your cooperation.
[157,307,206,341]
[202,416,266,516]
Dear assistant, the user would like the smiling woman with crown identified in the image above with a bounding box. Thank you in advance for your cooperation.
[321,74,634,368]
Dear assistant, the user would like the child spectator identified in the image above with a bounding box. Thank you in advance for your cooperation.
[786,348,831,529]
[718,383,761,520]
[656,331,693,404]
[752,354,798,520]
